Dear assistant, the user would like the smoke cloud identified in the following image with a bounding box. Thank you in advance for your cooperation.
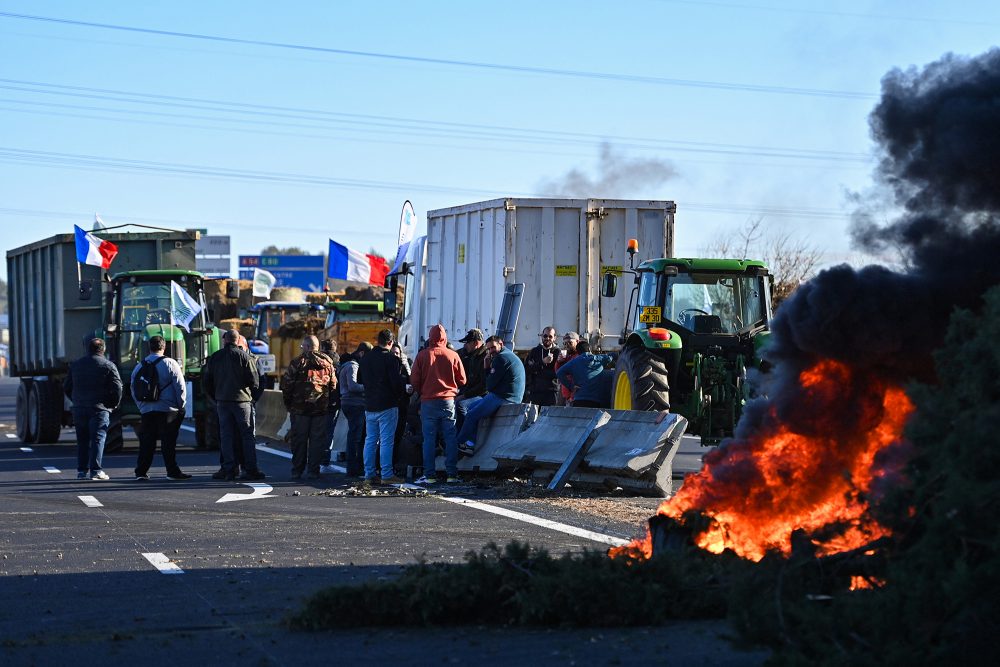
[536,143,677,198]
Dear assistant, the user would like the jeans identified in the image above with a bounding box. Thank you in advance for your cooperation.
[454,396,479,435]
[72,407,110,473]
[341,404,366,477]
[320,407,340,466]
[290,413,328,475]
[135,410,184,476]
[364,407,398,479]
[421,399,458,478]
[454,392,510,448]
[217,401,259,474]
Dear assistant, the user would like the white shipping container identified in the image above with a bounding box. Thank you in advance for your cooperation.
[399,198,675,356]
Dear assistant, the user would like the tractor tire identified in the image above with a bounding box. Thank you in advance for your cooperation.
[611,344,671,412]
[32,380,63,443]
[105,414,124,454]
[16,380,36,444]
[195,407,220,450]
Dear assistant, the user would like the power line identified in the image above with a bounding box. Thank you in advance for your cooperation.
[0,11,877,100]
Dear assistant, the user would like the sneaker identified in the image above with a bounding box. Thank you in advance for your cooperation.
[77,471,89,480]
[319,464,337,474]
[446,476,462,484]
[211,470,235,481]
[457,441,475,457]
[90,470,110,481]
[167,472,192,480]
[239,470,266,481]
[134,474,150,481]
[414,475,438,485]
[380,475,405,485]
[305,471,321,480]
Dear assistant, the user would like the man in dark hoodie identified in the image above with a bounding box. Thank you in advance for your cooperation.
[204,329,262,481]
[409,324,467,485]
[64,337,122,480]
[280,335,338,480]
[357,329,406,484]
[555,340,616,408]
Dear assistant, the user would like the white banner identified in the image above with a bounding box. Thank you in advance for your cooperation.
[391,200,417,273]
[170,281,204,332]
[252,267,277,298]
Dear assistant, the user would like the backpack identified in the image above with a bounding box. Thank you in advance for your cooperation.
[132,357,165,402]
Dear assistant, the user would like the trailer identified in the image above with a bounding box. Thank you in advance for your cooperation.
[6,228,230,448]
[393,198,676,357]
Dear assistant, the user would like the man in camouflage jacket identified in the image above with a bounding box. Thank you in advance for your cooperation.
[280,335,338,480]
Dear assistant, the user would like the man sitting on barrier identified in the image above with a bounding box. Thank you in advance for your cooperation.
[456,335,526,457]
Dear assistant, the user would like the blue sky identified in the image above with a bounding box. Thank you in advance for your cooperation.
[1,1,998,280]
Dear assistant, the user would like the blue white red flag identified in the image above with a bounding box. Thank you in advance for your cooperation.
[74,225,118,269]
[328,240,389,286]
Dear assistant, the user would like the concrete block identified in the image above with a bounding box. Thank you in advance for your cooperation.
[492,406,606,468]
[454,402,538,473]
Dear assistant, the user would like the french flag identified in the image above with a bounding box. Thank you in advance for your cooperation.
[327,239,389,286]
[74,225,119,269]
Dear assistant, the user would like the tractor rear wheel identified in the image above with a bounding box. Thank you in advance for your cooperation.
[16,380,36,443]
[32,380,63,443]
[611,344,671,412]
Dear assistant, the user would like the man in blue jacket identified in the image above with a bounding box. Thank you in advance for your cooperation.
[64,337,122,480]
[456,335,526,456]
[555,340,616,408]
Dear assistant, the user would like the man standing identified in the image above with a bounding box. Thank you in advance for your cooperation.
[338,342,371,478]
[553,331,580,406]
[280,335,338,481]
[131,335,191,481]
[556,340,616,408]
[524,326,560,406]
[318,339,341,474]
[409,325,467,485]
[357,329,406,484]
[456,335,526,457]
[455,328,487,431]
[64,338,122,480]
[205,329,263,481]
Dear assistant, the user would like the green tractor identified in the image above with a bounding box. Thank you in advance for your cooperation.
[601,242,773,445]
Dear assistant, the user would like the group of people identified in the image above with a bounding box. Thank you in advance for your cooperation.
[64,323,615,485]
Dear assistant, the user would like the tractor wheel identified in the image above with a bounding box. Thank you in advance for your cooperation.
[32,380,63,443]
[16,380,37,443]
[611,344,671,412]
[195,407,220,450]
[105,414,124,454]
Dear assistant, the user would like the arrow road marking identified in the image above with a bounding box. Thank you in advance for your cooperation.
[78,495,103,507]
[142,552,184,574]
[216,482,276,504]
[43,466,60,474]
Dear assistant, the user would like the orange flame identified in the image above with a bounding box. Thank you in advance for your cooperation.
[613,359,914,562]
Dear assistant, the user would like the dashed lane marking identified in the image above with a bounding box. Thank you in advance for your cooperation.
[20,447,33,452]
[5,433,16,439]
[43,466,61,474]
[78,495,103,508]
[142,552,184,574]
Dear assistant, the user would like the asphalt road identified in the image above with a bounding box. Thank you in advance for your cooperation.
[0,377,767,666]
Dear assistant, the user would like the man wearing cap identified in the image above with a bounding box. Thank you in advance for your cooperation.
[553,331,580,406]
[456,328,488,431]
[524,326,560,406]
[338,341,371,478]
[409,324,466,484]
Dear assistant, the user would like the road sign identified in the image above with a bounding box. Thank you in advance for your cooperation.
[238,255,326,291]
[196,235,231,255]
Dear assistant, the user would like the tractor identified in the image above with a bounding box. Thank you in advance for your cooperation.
[601,240,773,445]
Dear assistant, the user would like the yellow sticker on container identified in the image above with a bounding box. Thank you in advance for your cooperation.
[555,265,577,276]
[601,265,623,275]
[458,244,466,264]
[639,306,662,323]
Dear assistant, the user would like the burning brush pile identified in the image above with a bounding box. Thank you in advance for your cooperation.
[293,50,1000,662]
[611,48,1000,662]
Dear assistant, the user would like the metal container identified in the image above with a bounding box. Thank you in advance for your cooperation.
[400,198,675,355]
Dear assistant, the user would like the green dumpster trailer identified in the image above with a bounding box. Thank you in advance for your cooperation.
[6,229,231,450]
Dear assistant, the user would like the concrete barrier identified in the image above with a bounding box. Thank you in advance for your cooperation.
[493,406,688,496]
[450,402,538,473]
[254,390,290,441]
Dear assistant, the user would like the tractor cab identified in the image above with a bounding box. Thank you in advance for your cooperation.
[602,245,773,445]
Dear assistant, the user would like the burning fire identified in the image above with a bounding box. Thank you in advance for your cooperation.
[612,359,914,562]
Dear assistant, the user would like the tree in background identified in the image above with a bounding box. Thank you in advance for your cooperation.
[701,218,822,309]
[0,277,7,314]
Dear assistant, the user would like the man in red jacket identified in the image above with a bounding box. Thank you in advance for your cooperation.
[409,324,467,484]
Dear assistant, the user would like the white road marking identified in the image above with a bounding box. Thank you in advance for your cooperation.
[437,496,630,548]
[20,447,33,452]
[216,482,277,503]
[78,495,103,508]
[179,424,195,433]
[251,441,625,546]
[6,433,17,439]
[43,466,61,474]
[142,552,184,574]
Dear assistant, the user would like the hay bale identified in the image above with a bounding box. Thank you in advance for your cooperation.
[218,317,256,339]
[270,287,304,302]
[276,315,327,338]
